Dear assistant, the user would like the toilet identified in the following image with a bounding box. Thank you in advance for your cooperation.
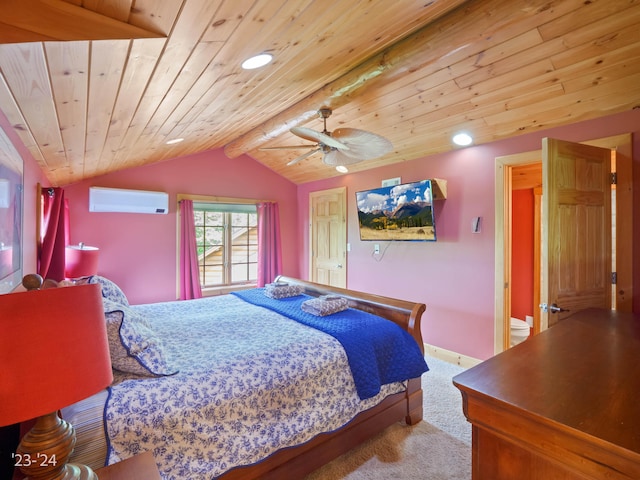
[510,317,530,346]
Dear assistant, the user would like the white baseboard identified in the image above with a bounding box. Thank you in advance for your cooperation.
[425,344,482,369]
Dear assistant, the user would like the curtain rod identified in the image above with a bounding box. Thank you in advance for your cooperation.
[177,193,275,204]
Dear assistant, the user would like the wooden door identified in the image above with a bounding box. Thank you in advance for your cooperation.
[540,138,612,328]
[309,187,346,288]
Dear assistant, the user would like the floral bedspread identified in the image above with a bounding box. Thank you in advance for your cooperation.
[105,294,406,479]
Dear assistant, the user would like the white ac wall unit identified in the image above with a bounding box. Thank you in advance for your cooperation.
[89,187,168,214]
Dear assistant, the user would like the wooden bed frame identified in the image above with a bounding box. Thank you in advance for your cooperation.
[219,276,426,480]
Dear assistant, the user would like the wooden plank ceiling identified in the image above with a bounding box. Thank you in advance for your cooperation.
[0,0,639,186]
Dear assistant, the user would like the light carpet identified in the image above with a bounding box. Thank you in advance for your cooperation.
[305,355,471,480]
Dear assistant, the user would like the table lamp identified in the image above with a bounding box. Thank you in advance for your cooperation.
[0,274,113,479]
[65,243,100,279]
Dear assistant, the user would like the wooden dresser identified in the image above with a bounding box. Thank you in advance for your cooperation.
[453,308,640,480]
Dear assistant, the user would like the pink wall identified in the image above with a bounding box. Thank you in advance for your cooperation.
[298,109,640,360]
[63,150,299,304]
[298,147,497,360]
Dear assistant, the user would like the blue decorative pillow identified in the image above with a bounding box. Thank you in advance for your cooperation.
[103,299,177,377]
[89,275,129,306]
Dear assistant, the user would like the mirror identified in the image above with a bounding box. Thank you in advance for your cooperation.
[0,125,23,293]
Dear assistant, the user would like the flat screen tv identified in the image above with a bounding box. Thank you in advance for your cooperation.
[356,179,436,241]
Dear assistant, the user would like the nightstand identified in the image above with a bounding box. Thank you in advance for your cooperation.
[94,451,161,479]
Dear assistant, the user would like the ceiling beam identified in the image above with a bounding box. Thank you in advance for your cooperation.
[0,0,164,43]
[223,1,479,159]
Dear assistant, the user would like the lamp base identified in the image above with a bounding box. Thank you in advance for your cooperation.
[17,412,97,480]
[58,463,98,480]
[23,463,97,480]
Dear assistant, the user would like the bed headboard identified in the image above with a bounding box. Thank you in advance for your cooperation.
[275,276,425,353]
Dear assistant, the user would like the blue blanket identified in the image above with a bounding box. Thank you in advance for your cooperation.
[233,289,428,399]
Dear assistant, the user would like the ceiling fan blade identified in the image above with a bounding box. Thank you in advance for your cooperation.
[322,149,365,166]
[287,148,321,166]
[290,126,348,150]
[259,145,316,151]
[331,128,393,160]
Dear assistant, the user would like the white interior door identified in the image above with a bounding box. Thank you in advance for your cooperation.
[309,187,347,288]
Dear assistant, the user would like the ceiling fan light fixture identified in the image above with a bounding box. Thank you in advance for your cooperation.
[336,165,349,173]
[241,53,273,70]
[452,132,473,146]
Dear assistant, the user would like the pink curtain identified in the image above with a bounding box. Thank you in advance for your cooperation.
[38,187,67,281]
[179,200,202,300]
[257,202,282,287]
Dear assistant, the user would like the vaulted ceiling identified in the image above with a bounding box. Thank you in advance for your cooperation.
[1,0,639,186]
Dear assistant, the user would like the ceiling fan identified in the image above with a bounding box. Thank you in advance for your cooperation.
[260,108,393,166]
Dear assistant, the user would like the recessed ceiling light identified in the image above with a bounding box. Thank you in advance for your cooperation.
[165,138,184,145]
[241,53,273,70]
[336,165,349,173]
[452,132,473,146]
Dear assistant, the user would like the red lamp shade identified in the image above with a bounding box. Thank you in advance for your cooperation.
[65,244,99,279]
[0,283,112,426]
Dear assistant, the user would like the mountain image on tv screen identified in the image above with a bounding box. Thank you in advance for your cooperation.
[356,179,436,241]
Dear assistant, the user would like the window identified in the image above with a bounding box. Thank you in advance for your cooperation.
[193,202,258,288]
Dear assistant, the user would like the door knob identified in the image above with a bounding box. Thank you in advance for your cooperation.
[539,303,569,314]
[549,303,569,313]
[337,264,343,268]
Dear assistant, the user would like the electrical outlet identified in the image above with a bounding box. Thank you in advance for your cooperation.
[374,244,380,254]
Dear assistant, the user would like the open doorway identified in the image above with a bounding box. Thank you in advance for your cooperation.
[494,134,633,354]
[510,163,542,345]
